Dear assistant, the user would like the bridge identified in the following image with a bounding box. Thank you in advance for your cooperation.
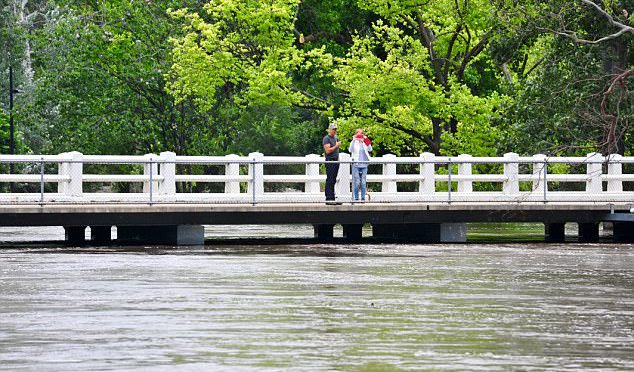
[1,151,633,245]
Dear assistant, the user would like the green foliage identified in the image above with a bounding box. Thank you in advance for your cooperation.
[2,0,633,160]
[168,0,333,111]
[23,1,231,155]
[494,0,634,156]
[167,0,341,156]
[0,108,29,154]
[331,1,507,156]
[169,0,507,157]
[0,109,8,153]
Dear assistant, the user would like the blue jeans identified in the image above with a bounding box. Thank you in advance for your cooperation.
[352,165,368,201]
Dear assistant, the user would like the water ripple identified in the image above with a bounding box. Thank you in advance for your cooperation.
[0,244,633,371]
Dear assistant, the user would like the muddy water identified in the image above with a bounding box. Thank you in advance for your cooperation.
[0,226,633,371]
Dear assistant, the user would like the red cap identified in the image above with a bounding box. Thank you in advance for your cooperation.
[364,137,371,146]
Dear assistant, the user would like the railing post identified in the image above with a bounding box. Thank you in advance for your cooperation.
[305,154,321,194]
[58,151,83,197]
[225,154,241,194]
[382,154,397,193]
[336,153,351,198]
[419,152,435,194]
[532,154,546,194]
[607,154,622,193]
[143,154,159,194]
[247,152,264,198]
[457,154,472,193]
[503,152,519,195]
[586,152,603,193]
[159,151,176,196]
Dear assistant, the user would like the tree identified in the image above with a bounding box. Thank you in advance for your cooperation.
[0,0,49,153]
[330,15,505,156]
[168,0,345,156]
[25,1,231,156]
[169,0,508,156]
[494,0,633,155]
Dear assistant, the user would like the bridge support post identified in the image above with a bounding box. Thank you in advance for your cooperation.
[225,154,241,194]
[58,151,83,197]
[159,151,176,196]
[578,222,599,242]
[503,152,519,195]
[343,224,363,241]
[90,226,112,244]
[607,154,623,192]
[336,153,351,201]
[117,225,204,245]
[586,152,603,194]
[613,222,634,242]
[545,223,565,242]
[372,223,466,243]
[64,226,86,245]
[314,224,334,241]
[305,154,321,194]
[419,152,435,195]
[457,154,472,193]
[382,154,397,193]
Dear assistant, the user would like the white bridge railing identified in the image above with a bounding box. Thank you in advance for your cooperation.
[0,151,633,204]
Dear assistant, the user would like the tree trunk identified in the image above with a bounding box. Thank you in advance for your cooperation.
[599,39,630,155]
[12,0,34,87]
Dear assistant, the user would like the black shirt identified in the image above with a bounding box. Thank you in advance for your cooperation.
[322,134,339,160]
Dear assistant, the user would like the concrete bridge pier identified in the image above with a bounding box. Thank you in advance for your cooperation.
[545,223,566,243]
[612,222,634,242]
[314,224,335,241]
[90,226,112,245]
[372,223,466,243]
[116,225,204,245]
[64,226,86,245]
[343,224,363,241]
[578,223,600,242]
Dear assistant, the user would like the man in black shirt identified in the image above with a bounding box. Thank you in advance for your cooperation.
[322,123,341,203]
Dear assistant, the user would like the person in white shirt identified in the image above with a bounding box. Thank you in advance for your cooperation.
[348,128,372,201]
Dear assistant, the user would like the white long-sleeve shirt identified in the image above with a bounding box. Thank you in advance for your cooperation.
[349,139,372,168]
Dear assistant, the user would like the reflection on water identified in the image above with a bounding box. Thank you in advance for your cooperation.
[0,225,322,243]
[0,226,66,242]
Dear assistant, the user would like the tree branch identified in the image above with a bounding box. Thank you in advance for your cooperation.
[289,86,332,107]
[457,32,490,80]
[601,68,634,114]
[551,0,634,44]
[444,25,463,82]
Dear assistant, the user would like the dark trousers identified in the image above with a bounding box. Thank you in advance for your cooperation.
[325,159,339,201]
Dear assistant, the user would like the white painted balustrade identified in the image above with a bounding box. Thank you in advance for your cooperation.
[1,152,633,204]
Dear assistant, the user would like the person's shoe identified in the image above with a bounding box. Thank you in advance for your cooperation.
[326,200,342,205]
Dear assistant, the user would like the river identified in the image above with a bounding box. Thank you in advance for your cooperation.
[1,225,633,371]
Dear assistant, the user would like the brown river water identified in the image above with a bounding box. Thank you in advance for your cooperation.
[0,225,633,371]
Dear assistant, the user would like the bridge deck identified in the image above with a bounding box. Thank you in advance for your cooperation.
[0,202,631,227]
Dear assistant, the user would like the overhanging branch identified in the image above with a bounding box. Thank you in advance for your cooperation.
[554,1,634,44]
